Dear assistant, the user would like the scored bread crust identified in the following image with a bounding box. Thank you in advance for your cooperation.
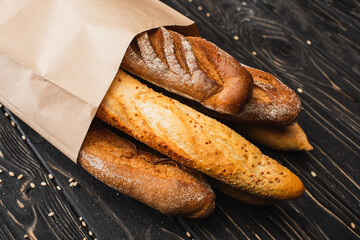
[78,123,215,218]
[236,66,301,125]
[96,70,305,201]
[121,27,253,115]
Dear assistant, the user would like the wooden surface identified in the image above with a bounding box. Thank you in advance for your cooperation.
[0,0,359,239]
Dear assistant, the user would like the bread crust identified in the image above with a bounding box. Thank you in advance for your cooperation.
[236,66,301,125]
[96,70,305,201]
[78,123,215,218]
[232,122,313,151]
[121,27,253,115]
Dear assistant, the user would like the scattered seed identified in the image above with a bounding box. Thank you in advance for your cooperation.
[82,221,87,227]
[48,174,54,180]
[30,183,35,188]
[56,186,62,191]
[0,179,2,183]
[206,12,211,17]
[188,0,193,2]
[252,51,257,56]
[297,88,303,93]
[0,103,2,108]
[69,182,74,187]
[0,169,2,173]
[9,172,15,177]
[89,231,93,236]
[351,222,355,229]
[48,212,54,217]
[186,231,191,237]
[83,238,87,240]
[73,181,78,187]
[198,6,203,10]
[17,174,23,180]
[79,217,83,221]
[23,234,29,238]
[41,182,47,186]
[21,135,27,141]
[306,40,312,45]
[233,35,239,40]
[68,178,74,183]
[4,112,9,117]
[11,121,15,127]
[311,171,317,178]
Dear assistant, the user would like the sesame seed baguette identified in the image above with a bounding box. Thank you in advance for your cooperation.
[78,122,215,218]
[231,122,313,151]
[121,27,253,115]
[96,70,305,201]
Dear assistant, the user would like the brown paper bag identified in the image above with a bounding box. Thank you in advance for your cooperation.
[0,0,197,161]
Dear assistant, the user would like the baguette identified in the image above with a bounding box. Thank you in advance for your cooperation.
[121,27,253,115]
[96,70,305,201]
[78,122,215,218]
[231,122,313,151]
[237,66,301,125]
[121,27,301,125]
[208,178,275,205]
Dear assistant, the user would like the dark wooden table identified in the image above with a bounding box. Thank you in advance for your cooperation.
[0,0,359,239]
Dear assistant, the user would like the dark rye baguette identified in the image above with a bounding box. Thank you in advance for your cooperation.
[96,70,305,201]
[78,123,215,218]
[121,27,253,115]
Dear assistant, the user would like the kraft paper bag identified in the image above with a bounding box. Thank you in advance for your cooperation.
[0,0,198,161]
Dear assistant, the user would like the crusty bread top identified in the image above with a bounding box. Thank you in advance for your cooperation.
[79,123,215,218]
[121,27,253,115]
[97,70,305,201]
[236,66,301,125]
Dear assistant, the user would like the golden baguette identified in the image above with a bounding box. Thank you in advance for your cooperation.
[231,122,313,151]
[96,70,304,201]
[78,123,215,218]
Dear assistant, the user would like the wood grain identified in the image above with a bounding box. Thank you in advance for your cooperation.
[0,0,359,239]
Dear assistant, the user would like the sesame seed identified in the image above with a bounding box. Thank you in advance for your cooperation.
[311,171,317,178]
[0,179,2,183]
[48,174,54,180]
[48,212,54,217]
[206,12,211,17]
[79,217,83,221]
[186,232,191,237]
[89,231,93,236]
[73,181,78,187]
[11,121,15,127]
[83,238,87,240]
[30,183,35,188]
[0,103,2,108]
[9,172,15,177]
[24,234,29,238]
[0,169,2,173]
[233,35,239,40]
[4,112,9,117]
[17,174,23,180]
[41,182,47,186]
[22,136,27,141]
[82,221,87,227]
[306,40,312,45]
[351,222,355,229]
[69,182,74,187]
[198,6,203,10]
[297,88,303,93]
[188,0,192,2]
[56,186,62,191]
[68,178,74,183]
[252,51,257,56]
